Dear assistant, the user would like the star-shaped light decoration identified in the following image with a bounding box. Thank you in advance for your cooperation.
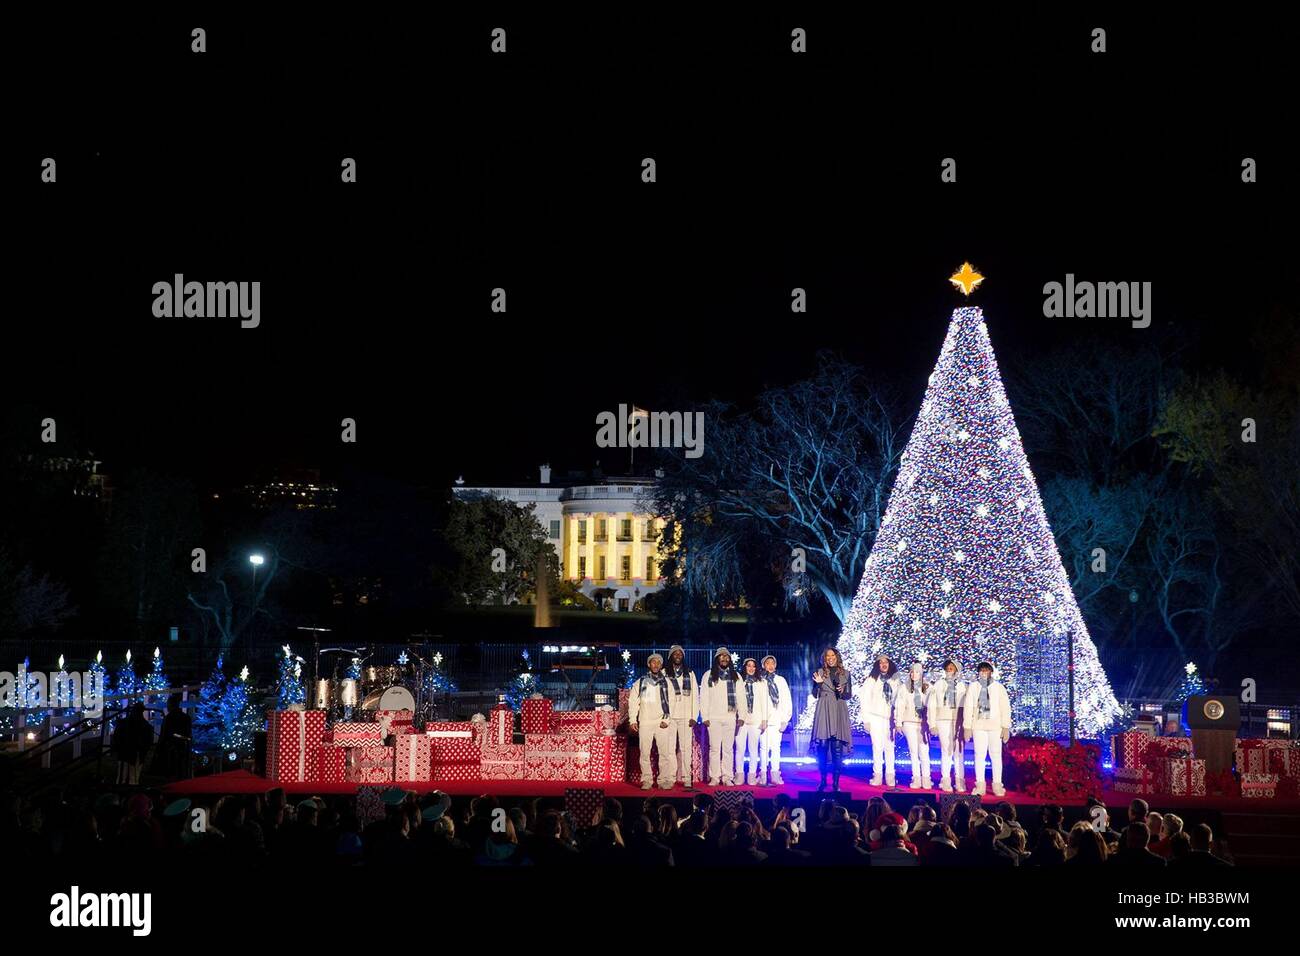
[433,652,443,666]
[239,665,250,681]
[949,261,985,296]
[1185,662,1197,675]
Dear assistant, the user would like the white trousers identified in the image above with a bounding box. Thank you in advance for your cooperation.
[760,723,784,780]
[867,715,895,784]
[902,722,931,786]
[735,720,763,781]
[935,718,964,789]
[638,717,677,788]
[973,729,1003,790]
[706,714,737,784]
[670,717,694,785]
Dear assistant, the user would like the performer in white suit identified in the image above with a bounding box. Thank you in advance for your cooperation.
[663,644,700,789]
[627,653,677,790]
[759,654,792,786]
[862,655,900,787]
[926,659,967,792]
[699,646,743,786]
[963,661,1012,796]
[735,658,770,785]
[895,662,933,789]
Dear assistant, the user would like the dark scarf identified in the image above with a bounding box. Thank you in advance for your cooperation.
[763,671,780,705]
[879,675,894,704]
[743,673,758,711]
[711,665,737,711]
[910,679,925,714]
[944,676,959,708]
[978,676,992,717]
[666,664,690,696]
[643,671,670,718]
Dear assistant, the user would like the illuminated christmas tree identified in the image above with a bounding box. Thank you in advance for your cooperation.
[143,646,170,706]
[838,275,1121,738]
[193,657,229,750]
[1173,661,1206,702]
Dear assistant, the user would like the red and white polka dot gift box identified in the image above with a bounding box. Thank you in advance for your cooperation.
[315,744,347,784]
[266,710,326,783]
[395,735,434,783]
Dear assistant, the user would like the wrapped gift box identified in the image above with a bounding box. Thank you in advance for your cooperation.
[1235,739,1297,776]
[1240,773,1279,799]
[1113,729,1191,768]
[348,744,393,767]
[552,710,600,735]
[395,735,435,782]
[432,737,479,763]
[595,705,618,736]
[521,697,554,735]
[266,710,326,783]
[316,745,347,784]
[524,733,595,781]
[480,743,526,780]
[351,766,394,784]
[617,689,630,727]
[425,721,475,742]
[375,709,416,737]
[564,788,605,827]
[1161,757,1207,796]
[332,722,385,745]
[430,762,481,782]
[488,706,513,746]
[1112,766,1156,794]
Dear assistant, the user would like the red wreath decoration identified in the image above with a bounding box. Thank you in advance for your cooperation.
[1005,737,1104,801]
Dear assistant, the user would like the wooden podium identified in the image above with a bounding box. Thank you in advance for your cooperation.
[1184,694,1240,776]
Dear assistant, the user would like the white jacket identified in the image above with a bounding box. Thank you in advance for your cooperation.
[963,679,1012,731]
[699,669,743,721]
[861,674,900,720]
[760,673,793,728]
[661,666,699,721]
[628,673,676,726]
[926,677,967,722]
[894,680,930,724]
[736,677,771,727]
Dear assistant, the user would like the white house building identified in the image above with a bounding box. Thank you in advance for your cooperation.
[452,465,667,611]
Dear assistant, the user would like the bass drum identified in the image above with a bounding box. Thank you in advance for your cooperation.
[361,685,416,713]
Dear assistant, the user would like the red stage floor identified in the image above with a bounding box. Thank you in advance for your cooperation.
[164,765,1300,813]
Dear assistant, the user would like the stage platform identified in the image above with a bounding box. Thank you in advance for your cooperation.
[164,764,1300,815]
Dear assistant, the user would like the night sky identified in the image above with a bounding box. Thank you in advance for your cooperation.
[4,10,1293,490]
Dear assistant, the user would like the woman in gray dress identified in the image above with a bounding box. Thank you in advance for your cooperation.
[811,647,854,792]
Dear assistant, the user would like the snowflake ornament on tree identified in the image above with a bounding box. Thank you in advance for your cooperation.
[838,291,1121,737]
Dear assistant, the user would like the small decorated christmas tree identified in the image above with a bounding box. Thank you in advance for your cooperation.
[218,665,260,758]
[503,649,541,711]
[422,651,458,699]
[1174,661,1207,702]
[620,649,638,690]
[143,646,170,706]
[193,657,229,750]
[115,649,143,701]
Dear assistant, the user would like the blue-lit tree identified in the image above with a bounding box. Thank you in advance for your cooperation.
[193,657,229,750]
[503,649,541,711]
[421,651,458,698]
[838,301,1122,737]
[1174,661,1207,702]
[143,646,170,706]
[275,644,306,709]
[115,649,143,700]
[218,665,260,757]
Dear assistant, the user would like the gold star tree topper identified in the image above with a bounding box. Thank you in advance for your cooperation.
[949,261,985,296]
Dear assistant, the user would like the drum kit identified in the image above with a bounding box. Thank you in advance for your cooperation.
[312,644,440,722]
